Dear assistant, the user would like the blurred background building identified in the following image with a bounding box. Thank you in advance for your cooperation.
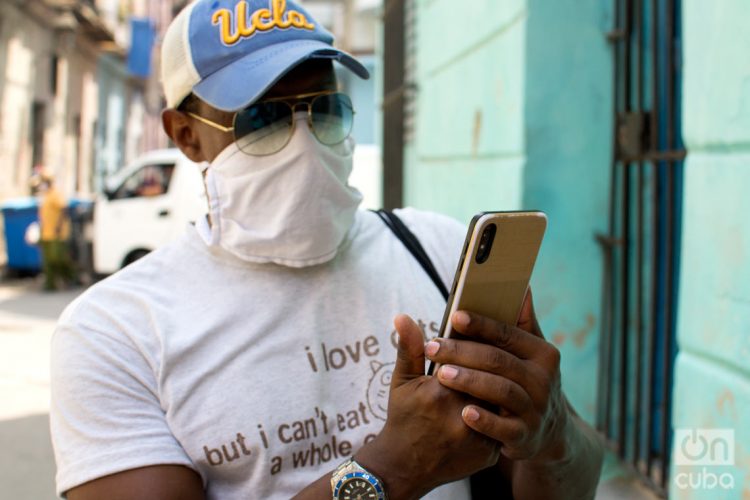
[0,0,188,200]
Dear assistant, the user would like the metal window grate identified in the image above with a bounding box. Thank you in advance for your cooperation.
[596,0,685,496]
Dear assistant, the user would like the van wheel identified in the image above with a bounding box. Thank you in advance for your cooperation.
[123,249,151,268]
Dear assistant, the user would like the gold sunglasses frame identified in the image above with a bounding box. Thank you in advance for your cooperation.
[185,90,355,156]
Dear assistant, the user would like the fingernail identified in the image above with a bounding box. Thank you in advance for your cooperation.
[454,311,470,327]
[440,365,458,380]
[463,406,480,422]
[425,341,440,357]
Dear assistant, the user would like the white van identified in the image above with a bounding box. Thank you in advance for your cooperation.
[93,149,207,275]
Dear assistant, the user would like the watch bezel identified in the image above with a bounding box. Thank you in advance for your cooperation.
[333,471,387,500]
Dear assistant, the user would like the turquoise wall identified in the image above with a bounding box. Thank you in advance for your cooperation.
[405,0,527,223]
[402,0,750,495]
[671,0,750,496]
[405,0,612,424]
[523,0,613,423]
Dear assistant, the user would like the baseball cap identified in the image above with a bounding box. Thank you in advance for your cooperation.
[161,0,370,112]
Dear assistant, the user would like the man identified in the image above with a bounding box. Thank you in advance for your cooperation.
[37,171,75,291]
[50,1,603,498]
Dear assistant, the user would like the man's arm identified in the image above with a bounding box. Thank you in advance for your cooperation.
[469,406,603,500]
[66,465,205,500]
[509,402,604,500]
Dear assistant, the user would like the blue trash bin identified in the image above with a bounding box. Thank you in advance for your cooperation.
[2,197,42,273]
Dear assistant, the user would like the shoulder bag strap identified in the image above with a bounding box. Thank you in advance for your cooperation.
[373,209,449,301]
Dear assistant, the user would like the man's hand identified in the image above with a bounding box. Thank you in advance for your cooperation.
[354,314,501,499]
[424,291,569,463]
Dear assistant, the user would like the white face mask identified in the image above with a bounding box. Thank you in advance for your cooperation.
[201,115,363,267]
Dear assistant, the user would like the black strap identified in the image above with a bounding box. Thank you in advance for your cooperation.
[373,210,449,301]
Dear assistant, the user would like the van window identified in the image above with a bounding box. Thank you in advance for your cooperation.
[113,163,176,200]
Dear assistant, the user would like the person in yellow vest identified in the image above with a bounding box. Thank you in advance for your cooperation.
[37,172,75,291]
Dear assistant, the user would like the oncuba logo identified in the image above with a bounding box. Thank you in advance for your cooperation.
[212,0,315,46]
[673,429,736,491]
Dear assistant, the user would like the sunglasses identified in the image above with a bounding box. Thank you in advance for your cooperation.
[186,91,355,156]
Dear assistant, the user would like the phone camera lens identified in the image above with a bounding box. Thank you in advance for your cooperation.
[475,224,497,264]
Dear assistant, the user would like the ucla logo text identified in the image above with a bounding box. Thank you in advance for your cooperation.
[212,0,315,46]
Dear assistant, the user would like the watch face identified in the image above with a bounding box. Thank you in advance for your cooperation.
[339,477,379,499]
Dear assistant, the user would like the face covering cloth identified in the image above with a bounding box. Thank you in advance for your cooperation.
[200,115,363,268]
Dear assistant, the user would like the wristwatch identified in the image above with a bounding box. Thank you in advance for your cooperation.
[331,458,388,500]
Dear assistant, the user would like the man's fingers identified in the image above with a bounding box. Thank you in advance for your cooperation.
[391,314,426,387]
[451,310,547,359]
[425,338,527,388]
[461,406,531,458]
[436,365,533,416]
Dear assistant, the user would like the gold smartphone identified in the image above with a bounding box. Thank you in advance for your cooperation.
[428,211,547,375]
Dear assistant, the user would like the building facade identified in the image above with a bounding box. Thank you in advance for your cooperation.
[384,0,749,497]
[0,0,96,199]
[0,0,187,200]
[671,0,749,498]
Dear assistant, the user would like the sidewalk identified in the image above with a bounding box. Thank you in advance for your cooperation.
[597,451,664,500]
[0,277,84,500]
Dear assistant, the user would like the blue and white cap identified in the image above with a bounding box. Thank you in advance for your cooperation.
[161,0,370,111]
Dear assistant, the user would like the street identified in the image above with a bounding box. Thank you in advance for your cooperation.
[0,277,84,500]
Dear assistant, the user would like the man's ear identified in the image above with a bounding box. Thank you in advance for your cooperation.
[162,110,205,163]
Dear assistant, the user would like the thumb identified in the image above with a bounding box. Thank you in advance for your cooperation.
[391,314,426,388]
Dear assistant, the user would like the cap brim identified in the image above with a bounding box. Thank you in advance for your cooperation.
[192,40,370,112]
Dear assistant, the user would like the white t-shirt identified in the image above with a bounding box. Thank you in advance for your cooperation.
[50,208,472,499]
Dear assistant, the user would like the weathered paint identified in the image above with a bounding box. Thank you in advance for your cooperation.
[671,0,750,496]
